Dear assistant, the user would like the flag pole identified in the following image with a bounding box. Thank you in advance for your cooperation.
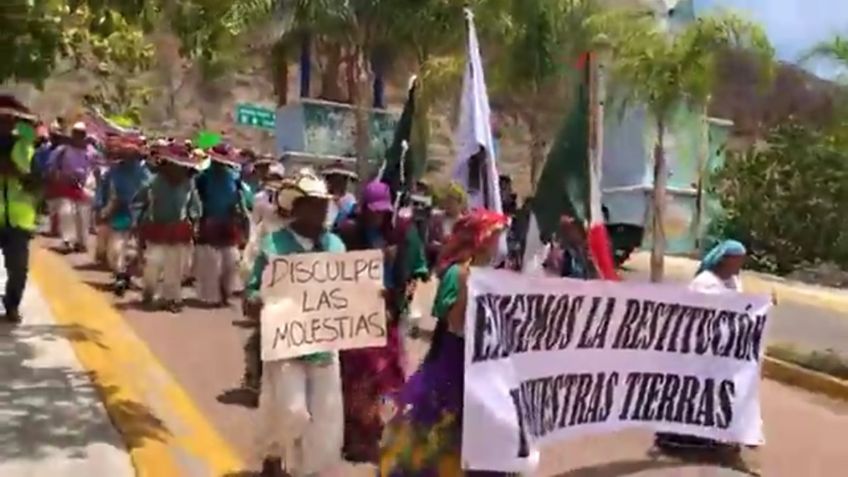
[586,44,619,280]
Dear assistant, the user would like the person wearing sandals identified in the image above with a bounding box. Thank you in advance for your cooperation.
[335,180,429,464]
[379,209,517,477]
[194,144,251,307]
[133,144,202,312]
[97,134,151,296]
[47,121,96,253]
[243,169,345,477]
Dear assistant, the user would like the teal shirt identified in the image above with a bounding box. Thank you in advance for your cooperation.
[432,264,461,321]
[195,165,250,219]
[247,227,346,364]
[134,175,202,224]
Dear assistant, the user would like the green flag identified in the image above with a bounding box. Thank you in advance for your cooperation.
[531,58,590,241]
[195,130,221,149]
[380,79,417,200]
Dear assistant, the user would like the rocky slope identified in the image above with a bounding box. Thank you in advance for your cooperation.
[5,48,841,198]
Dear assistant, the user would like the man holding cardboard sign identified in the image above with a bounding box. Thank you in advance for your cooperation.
[260,249,387,361]
[243,169,384,477]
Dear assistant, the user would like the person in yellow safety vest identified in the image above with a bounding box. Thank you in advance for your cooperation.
[0,95,40,324]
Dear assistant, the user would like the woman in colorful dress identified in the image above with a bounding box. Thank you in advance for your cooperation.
[379,209,515,477]
[335,180,429,464]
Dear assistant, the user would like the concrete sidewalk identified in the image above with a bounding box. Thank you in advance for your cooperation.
[0,260,133,477]
[626,252,848,355]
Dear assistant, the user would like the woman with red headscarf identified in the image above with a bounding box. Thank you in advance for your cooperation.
[379,209,515,477]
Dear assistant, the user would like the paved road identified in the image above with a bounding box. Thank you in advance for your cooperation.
[621,265,848,356]
[0,259,133,477]
[46,238,848,476]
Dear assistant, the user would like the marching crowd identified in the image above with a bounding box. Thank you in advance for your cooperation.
[0,94,758,476]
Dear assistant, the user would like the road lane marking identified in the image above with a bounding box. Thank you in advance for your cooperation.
[31,247,245,477]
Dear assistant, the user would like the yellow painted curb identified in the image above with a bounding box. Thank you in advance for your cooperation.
[744,276,848,315]
[30,247,245,477]
[762,356,848,402]
[628,252,848,315]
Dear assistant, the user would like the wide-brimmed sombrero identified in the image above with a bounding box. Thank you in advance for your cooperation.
[106,134,146,159]
[0,95,37,123]
[208,144,244,167]
[159,144,203,170]
[321,161,358,181]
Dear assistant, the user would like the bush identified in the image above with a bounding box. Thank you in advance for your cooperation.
[713,122,848,275]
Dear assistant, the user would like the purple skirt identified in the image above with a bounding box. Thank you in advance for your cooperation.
[379,332,513,476]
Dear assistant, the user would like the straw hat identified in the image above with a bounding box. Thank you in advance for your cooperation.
[272,168,331,212]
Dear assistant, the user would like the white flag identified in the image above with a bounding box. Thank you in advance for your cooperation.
[453,8,503,214]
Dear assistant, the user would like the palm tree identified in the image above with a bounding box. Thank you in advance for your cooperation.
[803,35,848,67]
[489,0,600,188]
[801,35,848,87]
[602,10,773,282]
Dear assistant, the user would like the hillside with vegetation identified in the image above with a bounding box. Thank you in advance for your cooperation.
[5,0,848,280]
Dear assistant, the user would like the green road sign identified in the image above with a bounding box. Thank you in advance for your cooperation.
[235,103,276,130]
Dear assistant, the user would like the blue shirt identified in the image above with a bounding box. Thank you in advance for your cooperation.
[33,144,53,175]
[196,165,246,219]
[98,160,152,230]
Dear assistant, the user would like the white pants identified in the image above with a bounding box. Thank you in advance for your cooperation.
[57,198,91,248]
[184,244,195,282]
[94,224,110,262]
[142,243,189,302]
[108,231,133,274]
[258,356,343,476]
[47,199,61,234]
[194,245,240,304]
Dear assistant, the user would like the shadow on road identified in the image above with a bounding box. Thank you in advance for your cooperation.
[553,449,760,477]
[553,458,687,476]
[0,321,170,461]
[217,388,258,409]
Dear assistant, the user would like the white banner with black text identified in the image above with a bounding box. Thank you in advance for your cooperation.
[462,269,771,473]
